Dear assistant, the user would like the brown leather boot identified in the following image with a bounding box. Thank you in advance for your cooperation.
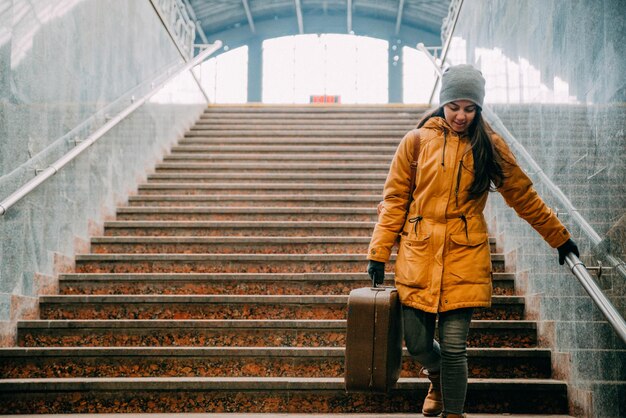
[442,414,466,418]
[421,368,443,417]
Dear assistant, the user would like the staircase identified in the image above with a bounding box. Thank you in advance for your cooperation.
[0,105,569,414]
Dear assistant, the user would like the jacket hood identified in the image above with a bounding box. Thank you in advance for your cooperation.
[422,116,471,139]
[422,116,450,132]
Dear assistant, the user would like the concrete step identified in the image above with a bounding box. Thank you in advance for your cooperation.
[194,117,416,124]
[202,105,426,111]
[0,377,567,414]
[182,133,405,142]
[58,271,516,296]
[91,235,498,254]
[170,144,399,154]
[154,162,390,172]
[196,115,421,121]
[191,119,412,125]
[73,253,506,274]
[0,414,577,418]
[38,295,523,321]
[126,194,383,208]
[0,346,551,379]
[90,235,497,254]
[136,183,383,195]
[103,220,376,237]
[178,137,402,145]
[188,125,409,132]
[72,253,374,274]
[185,130,407,137]
[146,173,387,183]
[188,119,402,127]
[200,105,427,116]
[161,153,393,163]
[91,235,375,254]
[17,319,538,348]
[114,207,378,222]
[198,111,421,118]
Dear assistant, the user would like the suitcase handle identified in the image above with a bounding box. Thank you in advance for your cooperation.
[371,278,382,290]
[371,281,388,291]
[371,270,384,289]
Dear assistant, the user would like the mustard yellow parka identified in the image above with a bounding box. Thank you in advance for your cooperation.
[367,116,570,313]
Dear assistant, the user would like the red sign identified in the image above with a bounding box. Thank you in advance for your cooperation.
[310,95,341,103]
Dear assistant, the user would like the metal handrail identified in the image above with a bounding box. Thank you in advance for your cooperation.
[417,43,626,345]
[0,41,222,217]
[153,0,196,57]
[567,253,626,344]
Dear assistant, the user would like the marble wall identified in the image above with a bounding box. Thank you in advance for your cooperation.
[445,1,625,416]
[0,0,206,343]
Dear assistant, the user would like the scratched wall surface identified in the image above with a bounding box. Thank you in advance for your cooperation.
[444,1,625,416]
[0,0,206,339]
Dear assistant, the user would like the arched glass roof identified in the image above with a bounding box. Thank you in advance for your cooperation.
[185,0,452,48]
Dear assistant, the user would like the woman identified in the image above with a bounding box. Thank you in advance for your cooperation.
[366,64,578,418]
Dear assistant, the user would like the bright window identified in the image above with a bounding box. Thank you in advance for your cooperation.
[402,46,439,104]
[263,34,388,104]
[196,46,248,103]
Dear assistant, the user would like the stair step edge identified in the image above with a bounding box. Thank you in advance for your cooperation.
[74,253,505,261]
[17,319,536,329]
[0,377,567,392]
[58,272,515,280]
[0,346,550,357]
[39,295,523,304]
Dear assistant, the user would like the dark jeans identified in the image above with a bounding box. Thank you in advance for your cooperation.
[402,305,474,415]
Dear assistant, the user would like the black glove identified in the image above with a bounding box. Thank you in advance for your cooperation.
[557,238,580,265]
[367,260,385,286]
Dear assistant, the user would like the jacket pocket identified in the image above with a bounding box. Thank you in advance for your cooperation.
[395,235,432,289]
[446,232,491,285]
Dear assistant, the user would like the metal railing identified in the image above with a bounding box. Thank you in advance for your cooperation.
[416,43,626,345]
[152,0,196,58]
[149,0,210,103]
[427,0,464,104]
[566,254,626,343]
[0,41,222,217]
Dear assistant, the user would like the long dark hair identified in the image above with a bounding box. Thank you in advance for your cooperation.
[417,106,505,199]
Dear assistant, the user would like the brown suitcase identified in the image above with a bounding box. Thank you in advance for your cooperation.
[344,285,403,393]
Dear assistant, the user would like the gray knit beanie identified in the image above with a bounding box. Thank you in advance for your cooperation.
[439,64,485,108]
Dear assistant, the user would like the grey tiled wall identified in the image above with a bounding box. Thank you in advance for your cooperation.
[0,0,206,342]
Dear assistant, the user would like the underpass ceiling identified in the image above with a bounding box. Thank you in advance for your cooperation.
[186,0,452,43]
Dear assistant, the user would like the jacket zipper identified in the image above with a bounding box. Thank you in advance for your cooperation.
[441,129,447,170]
[454,159,464,208]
